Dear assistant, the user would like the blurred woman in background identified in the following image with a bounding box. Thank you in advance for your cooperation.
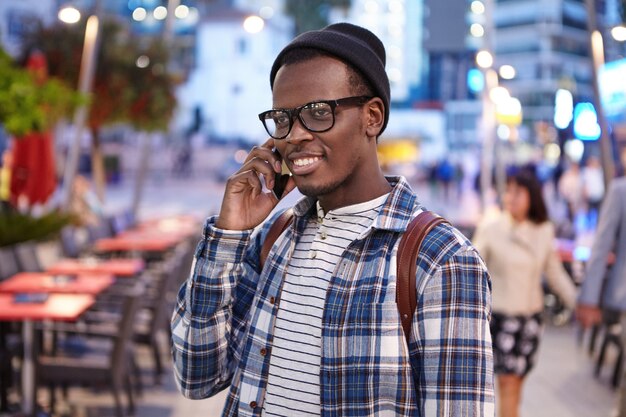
[472,169,577,417]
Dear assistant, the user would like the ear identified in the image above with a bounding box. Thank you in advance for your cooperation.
[364,97,384,138]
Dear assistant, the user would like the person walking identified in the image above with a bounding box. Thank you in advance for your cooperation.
[171,23,494,416]
[576,176,626,417]
[472,169,577,417]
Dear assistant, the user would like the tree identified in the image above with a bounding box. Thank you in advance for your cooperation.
[0,48,81,138]
[22,19,177,199]
[285,0,352,34]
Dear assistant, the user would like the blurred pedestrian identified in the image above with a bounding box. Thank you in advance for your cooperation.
[582,155,605,221]
[171,22,495,416]
[558,160,584,224]
[473,169,577,417]
[69,175,103,226]
[576,177,626,417]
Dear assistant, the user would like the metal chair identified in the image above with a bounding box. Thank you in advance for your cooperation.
[37,283,144,417]
[0,247,19,281]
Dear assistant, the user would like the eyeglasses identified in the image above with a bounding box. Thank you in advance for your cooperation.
[258,95,372,140]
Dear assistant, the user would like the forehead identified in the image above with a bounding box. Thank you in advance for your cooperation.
[272,55,351,108]
[506,181,528,194]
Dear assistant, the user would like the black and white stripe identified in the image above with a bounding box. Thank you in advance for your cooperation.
[262,194,388,416]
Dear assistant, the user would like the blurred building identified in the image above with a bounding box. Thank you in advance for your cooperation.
[0,0,56,57]
[342,0,424,104]
[492,0,596,125]
[174,7,292,144]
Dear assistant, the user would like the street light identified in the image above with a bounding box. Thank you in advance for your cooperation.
[611,25,626,42]
[243,15,265,34]
[476,50,494,68]
[61,4,102,208]
[499,64,516,80]
[58,5,81,24]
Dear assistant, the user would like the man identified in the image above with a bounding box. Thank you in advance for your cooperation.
[171,23,494,416]
[577,176,626,416]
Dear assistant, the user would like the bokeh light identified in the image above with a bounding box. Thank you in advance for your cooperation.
[243,15,264,34]
[153,6,167,20]
[58,6,81,24]
[132,7,147,22]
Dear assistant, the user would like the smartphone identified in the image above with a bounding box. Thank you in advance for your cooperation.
[14,292,49,304]
[272,149,291,200]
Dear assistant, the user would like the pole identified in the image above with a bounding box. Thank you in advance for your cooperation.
[164,0,181,45]
[479,0,497,209]
[130,0,179,218]
[480,68,498,209]
[585,0,615,187]
[62,14,101,209]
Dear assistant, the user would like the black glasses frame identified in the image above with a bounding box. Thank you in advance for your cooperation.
[258,95,373,140]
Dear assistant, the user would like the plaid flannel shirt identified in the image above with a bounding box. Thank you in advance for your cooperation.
[171,176,494,416]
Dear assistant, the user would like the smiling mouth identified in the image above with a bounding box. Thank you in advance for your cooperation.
[292,157,322,168]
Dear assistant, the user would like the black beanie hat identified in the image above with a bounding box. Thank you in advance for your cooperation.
[270,22,391,134]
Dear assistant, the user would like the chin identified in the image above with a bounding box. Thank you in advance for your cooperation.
[296,180,341,199]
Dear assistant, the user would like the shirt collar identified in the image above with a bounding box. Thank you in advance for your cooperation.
[291,176,421,232]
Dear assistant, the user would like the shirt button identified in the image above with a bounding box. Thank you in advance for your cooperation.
[250,401,257,408]
[321,231,327,239]
[270,296,276,304]
[310,251,317,259]
[260,348,267,356]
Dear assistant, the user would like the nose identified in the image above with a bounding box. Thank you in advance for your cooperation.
[286,116,314,143]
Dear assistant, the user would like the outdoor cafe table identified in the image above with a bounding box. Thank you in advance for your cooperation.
[93,234,181,254]
[46,258,145,278]
[0,293,95,417]
[0,272,115,295]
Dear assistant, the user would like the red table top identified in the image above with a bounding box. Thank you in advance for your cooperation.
[46,258,145,277]
[94,235,180,252]
[0,293,95,321]
[0,272,114,295]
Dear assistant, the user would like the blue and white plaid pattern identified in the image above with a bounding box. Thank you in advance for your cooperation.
[171,176,494,416]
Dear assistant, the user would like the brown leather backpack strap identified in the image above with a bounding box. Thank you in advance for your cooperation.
[260,209,295,270]
[397,211,448,344]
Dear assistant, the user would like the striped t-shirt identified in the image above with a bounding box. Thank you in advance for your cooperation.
[262,193,389,416]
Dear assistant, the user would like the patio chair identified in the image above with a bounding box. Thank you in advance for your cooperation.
[37,282,144,417]
[13,241,42,272]
[0,247,19,281]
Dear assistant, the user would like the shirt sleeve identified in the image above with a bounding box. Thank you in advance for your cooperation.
[415,245,495,416]
[543,224,577,309]
[579,181,622,306]
[170,215,258,399]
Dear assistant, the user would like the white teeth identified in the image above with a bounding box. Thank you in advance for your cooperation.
[293,157,321,167]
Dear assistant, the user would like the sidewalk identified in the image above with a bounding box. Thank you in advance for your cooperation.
[33,322,616,416]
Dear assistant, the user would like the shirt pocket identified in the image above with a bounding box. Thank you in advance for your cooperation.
[341,302,415,406]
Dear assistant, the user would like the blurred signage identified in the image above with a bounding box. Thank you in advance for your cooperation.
[573,102,601,141]
[598,57,626,120]
[467,68,484,93]
[554,89,573,129]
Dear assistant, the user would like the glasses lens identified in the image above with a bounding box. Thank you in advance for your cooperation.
[300,102,334,132]
[263,110,290,139]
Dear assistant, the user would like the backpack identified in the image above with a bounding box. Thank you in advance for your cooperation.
[259,209,448,344]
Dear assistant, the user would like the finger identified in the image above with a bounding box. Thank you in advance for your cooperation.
[244,144,282,173]
[282,175,297,195]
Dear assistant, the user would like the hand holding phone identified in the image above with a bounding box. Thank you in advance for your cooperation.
[273,161,291,200]
[216,140,291,230]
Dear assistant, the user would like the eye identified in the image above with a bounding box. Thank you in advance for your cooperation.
[272,111,290,127]
[307,103,332,119]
